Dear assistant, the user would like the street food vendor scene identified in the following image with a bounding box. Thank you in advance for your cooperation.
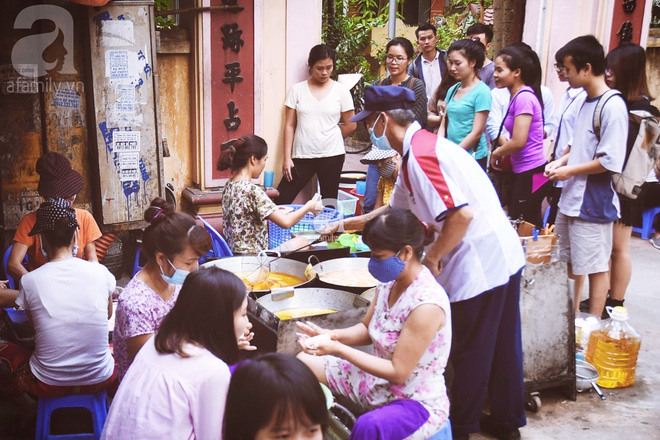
[1,1,660,439]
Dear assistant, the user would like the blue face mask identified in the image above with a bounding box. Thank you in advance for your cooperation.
[368,251,406,283]
[369,114,393,151]
[160,258,190,285]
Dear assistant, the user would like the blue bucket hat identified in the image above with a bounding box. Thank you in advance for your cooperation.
[350,86,416,122]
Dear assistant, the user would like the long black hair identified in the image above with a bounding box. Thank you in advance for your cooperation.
[448,38,486,74]
[223,353,329,439]
[154,267,246,364]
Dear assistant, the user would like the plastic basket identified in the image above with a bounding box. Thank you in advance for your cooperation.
[268,205,342,249]
[337,190,358,217]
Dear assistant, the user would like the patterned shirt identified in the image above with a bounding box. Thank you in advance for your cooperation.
[113,277,180,380]
[222,180,277,254]
[325,267,451,440]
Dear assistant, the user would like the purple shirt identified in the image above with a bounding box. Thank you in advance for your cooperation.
[503,86,546,173]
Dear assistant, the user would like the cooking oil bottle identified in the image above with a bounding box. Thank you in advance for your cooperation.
[585,306,641,388]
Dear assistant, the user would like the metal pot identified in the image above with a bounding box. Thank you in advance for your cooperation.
[250,287,369,354]
[201,255,314,294]
[312,257,377,294]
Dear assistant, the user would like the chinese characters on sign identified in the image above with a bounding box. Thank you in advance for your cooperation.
[221,16,245,132]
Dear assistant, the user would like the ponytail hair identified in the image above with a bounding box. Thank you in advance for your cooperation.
[217,134,268,173]
[498,43,544,112]
[142,197,211,262]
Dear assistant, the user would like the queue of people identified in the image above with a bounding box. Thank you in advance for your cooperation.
[1,22,659,440]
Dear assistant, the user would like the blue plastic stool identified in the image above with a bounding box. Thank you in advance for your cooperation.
[36,390,108,440]
[2,245,28,290]
[632,206,660,240]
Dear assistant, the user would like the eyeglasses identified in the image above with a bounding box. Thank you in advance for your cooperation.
[386,55,408,64]
[605,68,613,77]
[554,63,566,72]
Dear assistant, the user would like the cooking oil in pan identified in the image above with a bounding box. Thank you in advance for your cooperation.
[275,308,338,320]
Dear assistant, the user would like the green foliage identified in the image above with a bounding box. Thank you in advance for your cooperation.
[155,0,178,30]
[434,0,493,49]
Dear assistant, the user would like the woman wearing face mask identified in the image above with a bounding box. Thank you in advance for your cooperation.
[112,197,212,381]
[103,268,252,439]
[297,209,452,440]
[359,147,401,210]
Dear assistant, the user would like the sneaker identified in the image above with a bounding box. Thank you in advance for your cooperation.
[650,236,660,250]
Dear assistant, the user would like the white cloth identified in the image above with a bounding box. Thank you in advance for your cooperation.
[558,92,628,222]
[16,258,115,386]
[486,86,555,142]
[390,122,525,302]
[285,80,354,159]
[421,51,442,99]
[101,338,230,440]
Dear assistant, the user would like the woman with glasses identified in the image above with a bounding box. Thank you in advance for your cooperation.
[441,39,491,171]
[362,37,428,214]
[377,37,428,128]
[275,44,356,204]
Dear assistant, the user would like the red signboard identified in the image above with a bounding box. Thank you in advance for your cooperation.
[609,0,646,49]
[210,0,254,180]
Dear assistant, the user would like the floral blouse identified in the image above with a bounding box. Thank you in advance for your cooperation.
[113,277,181,380]
[324,267,452,440]
[222,180,277,254]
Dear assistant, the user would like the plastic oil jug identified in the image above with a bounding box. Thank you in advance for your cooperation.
[585,306,641,388]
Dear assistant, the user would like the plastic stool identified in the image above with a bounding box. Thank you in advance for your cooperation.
[36,390,108,440]
[632,206,660,240]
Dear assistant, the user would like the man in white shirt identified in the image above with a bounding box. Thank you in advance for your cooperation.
[409,22,447,100]
[336,85,527,440]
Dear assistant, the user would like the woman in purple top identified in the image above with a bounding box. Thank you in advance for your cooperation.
[491,44,551,226]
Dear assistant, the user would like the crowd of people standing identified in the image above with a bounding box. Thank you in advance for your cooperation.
[1,17,659,440]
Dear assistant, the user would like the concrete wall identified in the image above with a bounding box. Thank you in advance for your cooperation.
[257,0,322,191]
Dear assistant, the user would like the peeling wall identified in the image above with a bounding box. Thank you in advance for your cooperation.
[157,30,194,208]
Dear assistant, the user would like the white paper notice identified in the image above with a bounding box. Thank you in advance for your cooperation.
[118,152,140,182]
[115,83,135,113]
[113,131,140,152]
[107,50,129,79]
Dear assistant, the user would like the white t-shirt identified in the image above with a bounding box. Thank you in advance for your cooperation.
[558,92,628,223]
[285,80,354,158]
[421,51,442,99]
[390,122,525,302]
[486,86,555,142]
[551,87,587,188]
[102,338,230,440]
[16,258,116,386]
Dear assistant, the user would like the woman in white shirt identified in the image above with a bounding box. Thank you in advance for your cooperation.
[102,267,254,440]
[275,44,356,204]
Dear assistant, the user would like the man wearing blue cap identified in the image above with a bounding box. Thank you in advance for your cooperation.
[330,86,527,440]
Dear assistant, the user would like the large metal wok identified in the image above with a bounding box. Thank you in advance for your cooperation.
[312,257,377,293]
[201,255,315,295]
[250,287,370,354]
